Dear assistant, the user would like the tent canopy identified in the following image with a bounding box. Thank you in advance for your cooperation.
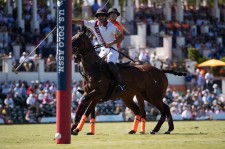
[197,59,225,67]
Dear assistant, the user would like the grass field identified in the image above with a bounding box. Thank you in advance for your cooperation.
[0,121,225,149]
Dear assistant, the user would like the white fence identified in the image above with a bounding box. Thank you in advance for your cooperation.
[0,58,185,86]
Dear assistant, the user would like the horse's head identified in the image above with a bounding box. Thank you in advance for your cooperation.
[72,31,93,63]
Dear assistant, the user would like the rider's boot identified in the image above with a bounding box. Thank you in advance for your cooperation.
[107,62,125,95]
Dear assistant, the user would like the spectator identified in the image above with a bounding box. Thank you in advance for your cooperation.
[7,52,17,66]
[150,51,158,66]
[1,84,10,95]
[125,107,135,122]
[42,83,50,93]
[114,99,125,115]
[42,91,53,105]
[20,83,28,98]
[0,104,13,124]
[13,92,26,107]
[25,93,39,122]
[19,52,33,71]
[185,73,195,89]
[165,87,173,104]
[204,70,214,91]
[91,0,100,15]
[49,82,57,94]
[212,84,221,97]
[32,54,40,71]
[142,50,150,64]
[26,85,34,96]
[181,105,192,120]
[37,90,45,103]
[138,49,145,63]
[4,94,14,109]
[184,89,193,105]
[196,70,205,90]
[46,54,56,72]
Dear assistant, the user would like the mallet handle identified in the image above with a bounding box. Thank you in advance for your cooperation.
[13,27,56,72]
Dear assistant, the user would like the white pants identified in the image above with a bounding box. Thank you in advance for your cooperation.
[98,47,119,63]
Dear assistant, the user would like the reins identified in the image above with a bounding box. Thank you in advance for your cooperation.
[77,44,104,80]
[78,65,87,80]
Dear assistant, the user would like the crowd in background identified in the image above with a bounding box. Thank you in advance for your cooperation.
[135,4,225,63]
[0,69,224,124]
[1,2,225,72]
[0,2,225,124]
[0,1,57,72]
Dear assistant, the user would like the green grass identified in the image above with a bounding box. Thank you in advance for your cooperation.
[0,121,225,149]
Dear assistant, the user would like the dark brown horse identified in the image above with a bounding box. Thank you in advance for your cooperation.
[71,31,186,135]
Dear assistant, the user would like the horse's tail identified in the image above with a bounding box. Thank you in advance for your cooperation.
[162,69,187,76]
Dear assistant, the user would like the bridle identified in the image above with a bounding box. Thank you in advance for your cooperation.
[72,33,102,80]
[72,33,86,63]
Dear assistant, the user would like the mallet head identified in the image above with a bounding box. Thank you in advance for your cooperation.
[12,66,18,74]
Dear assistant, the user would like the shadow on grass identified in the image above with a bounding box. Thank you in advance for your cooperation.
[169,132,208,135]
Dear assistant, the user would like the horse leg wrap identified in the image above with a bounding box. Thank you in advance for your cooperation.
[132,115,140,132]
[140,118,146,134]
[76,115,87,132]
[89,118,95,135]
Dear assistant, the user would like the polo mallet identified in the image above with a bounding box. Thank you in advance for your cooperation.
[12,26,56,74]
[102,0,110,8]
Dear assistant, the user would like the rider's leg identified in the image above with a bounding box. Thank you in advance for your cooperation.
[107,62,125,94]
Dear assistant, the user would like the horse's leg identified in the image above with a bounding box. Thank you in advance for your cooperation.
[71,90,101,135]
[150,102,174,134]
[71,102,86,134]
[149,101,166,134]
[163,103,174,134]
[71,95,90,135]
[122,98,140,134]
[136,94,146,134]
[73,99,98,135]
[86,108,96,135]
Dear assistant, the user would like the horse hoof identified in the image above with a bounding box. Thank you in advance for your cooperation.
[86,132,94,135]
[71,124,78,134]
[164,131,171,134]
[139,131,145,135]
[128,130,136,134]
[72,129,79,135]
[149,131,156,134]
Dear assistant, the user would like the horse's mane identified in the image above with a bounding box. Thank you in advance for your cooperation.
[72,31,94,52]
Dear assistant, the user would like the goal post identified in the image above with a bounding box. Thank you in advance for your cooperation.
[56,0,72,144]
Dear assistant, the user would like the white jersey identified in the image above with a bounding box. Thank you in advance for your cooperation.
[83,20,119,63]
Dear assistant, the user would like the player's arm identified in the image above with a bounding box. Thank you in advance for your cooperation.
[119,23,125,40]
[105,29,124,48]
[114,30,124,43]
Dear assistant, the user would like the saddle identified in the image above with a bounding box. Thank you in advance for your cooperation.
[100,60,131,71]
[98,61,131,99]
[117,61,131,68]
